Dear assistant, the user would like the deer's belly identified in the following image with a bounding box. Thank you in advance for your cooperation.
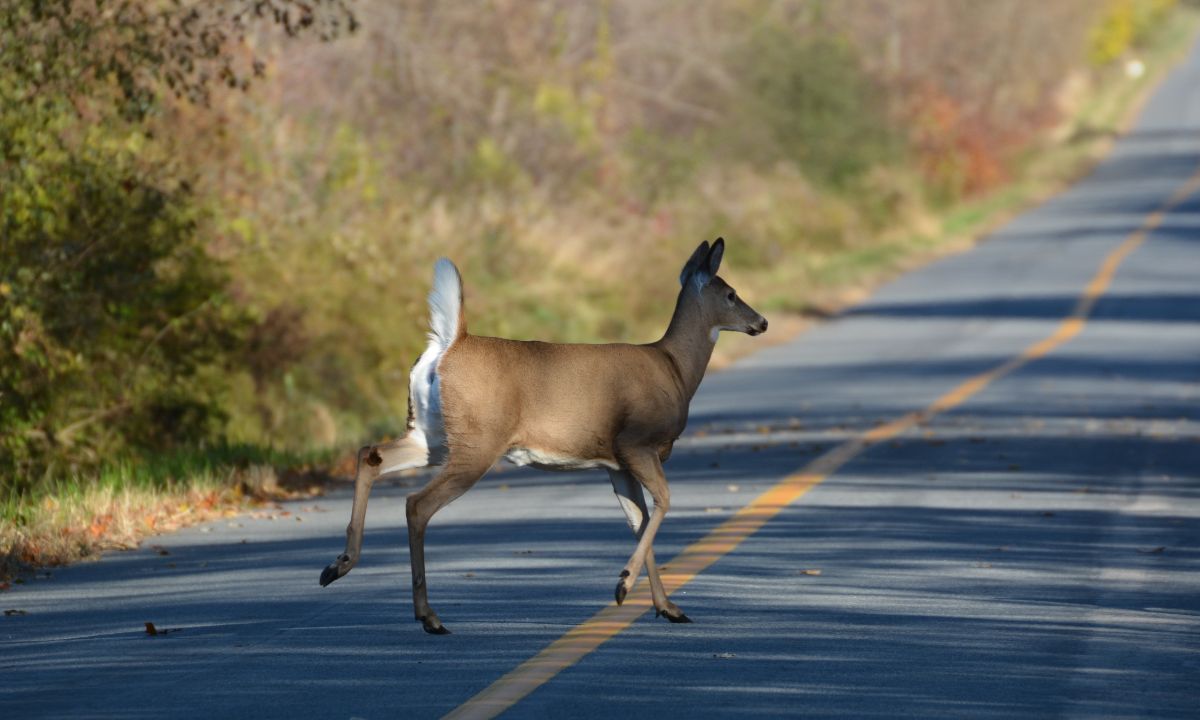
[504,447,619,472]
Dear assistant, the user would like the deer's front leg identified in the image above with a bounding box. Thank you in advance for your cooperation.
[612,449,672,608]
[608,468,691,623]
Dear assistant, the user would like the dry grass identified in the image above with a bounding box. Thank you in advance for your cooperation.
[2,485,241,580]
[1,451,336,581]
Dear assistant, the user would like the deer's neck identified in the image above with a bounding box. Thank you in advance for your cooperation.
[656,288,716,401]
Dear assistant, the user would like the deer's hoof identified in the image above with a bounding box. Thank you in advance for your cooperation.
[319,554,353,587]
[654,606,692,623]
[319,564,342,587]
[615,579,628,605]
[420,616,451,635]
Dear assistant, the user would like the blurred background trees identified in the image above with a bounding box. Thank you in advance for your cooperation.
[0,0,353,491]
[0,0,1185,490]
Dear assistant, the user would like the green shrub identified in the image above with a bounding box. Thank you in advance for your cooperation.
[730,25,903,189]
[0,0,354,493]
[0,88,244,491]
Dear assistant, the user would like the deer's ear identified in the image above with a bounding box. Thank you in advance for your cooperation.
[680,241,711,286]
[705,237,725,277]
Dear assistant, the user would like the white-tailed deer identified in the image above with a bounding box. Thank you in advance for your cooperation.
[320,238,766,634]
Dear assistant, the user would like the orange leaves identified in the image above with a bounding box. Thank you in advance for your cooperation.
[3,483,255,580]
[197,491,219,512]
[906,84,1012,200]
[88,514,113,540]
[144,621,177,636]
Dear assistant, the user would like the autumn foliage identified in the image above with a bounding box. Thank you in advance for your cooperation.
[0,0,1187,575]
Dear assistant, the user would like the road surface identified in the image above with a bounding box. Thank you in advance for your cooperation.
[4,42,1200,720]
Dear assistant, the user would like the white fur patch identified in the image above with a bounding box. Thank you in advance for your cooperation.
[406,258,462,468]
[505,447,619,472]
[710,324,739,342]
[408,339,448,465]
[614,493,645,532]
[428,258,462,349]
[378,433,430,475]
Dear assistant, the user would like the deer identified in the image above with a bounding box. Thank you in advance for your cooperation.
[319,238,767,634]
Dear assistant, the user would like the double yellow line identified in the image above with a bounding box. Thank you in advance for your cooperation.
[445,168,1200,720]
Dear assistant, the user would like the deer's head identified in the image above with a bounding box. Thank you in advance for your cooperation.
[679,238,768,339]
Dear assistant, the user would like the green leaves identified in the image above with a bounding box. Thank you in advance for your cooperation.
[0,1,358,489]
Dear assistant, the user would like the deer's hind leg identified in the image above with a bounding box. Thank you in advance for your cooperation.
[405,442,501,635]
[608,468,691,623]
[320,434,429,587]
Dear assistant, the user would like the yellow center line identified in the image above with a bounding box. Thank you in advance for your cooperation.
[444,167,1200,720]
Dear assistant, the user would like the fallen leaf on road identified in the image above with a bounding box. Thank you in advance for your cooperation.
[1136,546,1165,554]
[797,569,822,576]
[4,609,27,616]
[144,622,178,636]
[463,572,476,578]
[726,484,740,492]
[713,652,736,659]
[151,545,169,556]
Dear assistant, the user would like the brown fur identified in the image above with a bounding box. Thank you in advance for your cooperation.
[320,238,766,634]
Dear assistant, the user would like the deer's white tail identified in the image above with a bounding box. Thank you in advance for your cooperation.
[427,258,465,349]
[402,258,464,469]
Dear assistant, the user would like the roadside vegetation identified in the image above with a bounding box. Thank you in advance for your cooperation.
[1,0,1195,579]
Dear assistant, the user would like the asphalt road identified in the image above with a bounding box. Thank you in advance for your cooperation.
[5,45,1200,720]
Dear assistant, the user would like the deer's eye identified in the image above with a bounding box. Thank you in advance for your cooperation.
[726,291,736,302]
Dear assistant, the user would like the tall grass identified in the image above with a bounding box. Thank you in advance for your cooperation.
[1,443,330,578]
